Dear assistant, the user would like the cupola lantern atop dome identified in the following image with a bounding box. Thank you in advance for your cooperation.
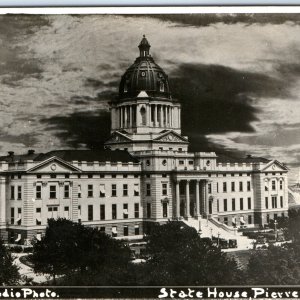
[138,35,151,57]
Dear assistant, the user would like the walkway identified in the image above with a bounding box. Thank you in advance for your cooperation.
[13,253,48,284]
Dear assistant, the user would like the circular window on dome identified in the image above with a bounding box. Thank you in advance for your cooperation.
[146,160,150,166]
[141,71,146,77]
[162,159,167,166]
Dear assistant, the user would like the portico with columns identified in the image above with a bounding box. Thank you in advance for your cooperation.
[174,177,215,220]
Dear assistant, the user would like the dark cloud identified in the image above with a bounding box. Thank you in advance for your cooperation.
[0,15,50,85]
[0,133,39,148]
[41,110,111,149]
[169,63,287,148]
[144,14,300,27]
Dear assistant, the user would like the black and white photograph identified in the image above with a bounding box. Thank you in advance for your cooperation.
[1,8,300,297]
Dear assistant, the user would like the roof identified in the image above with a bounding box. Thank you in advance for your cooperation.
[118,36,171,100]
[216,154,270,164]
[0,150,139,163]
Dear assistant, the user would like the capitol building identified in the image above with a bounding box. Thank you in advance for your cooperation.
[0,36,288,244]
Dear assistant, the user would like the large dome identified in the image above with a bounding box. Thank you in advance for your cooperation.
[119,36,171,100]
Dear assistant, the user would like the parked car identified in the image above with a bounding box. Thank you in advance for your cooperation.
[228,239,237,248]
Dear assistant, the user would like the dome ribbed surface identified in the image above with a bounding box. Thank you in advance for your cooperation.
[118,36,171,100]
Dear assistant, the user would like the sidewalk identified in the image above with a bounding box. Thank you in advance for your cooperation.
[13,253,49,284]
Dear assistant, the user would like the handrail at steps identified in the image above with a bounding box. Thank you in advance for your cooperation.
[209,216,236,235]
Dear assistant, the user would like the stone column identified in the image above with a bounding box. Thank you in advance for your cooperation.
[120,107,123,128]
[160,105,163,127]
[0,177,6,227]
[195,180,200,219]
[136,104,141,127]
[186,180,190,218]
[176,181,180,218]
[129,105,132,128]
[204,180,209,216]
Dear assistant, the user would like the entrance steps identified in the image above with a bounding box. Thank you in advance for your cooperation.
[182,217,254,250]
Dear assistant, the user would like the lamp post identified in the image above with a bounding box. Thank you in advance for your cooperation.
[274,219,278,241]
[210,227,213,239]
[217,232,220,247]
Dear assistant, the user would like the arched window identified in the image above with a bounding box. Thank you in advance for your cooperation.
[140,106,146,125]
[159,81,165,92]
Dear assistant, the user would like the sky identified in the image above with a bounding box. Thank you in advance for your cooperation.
[0,13,300,183]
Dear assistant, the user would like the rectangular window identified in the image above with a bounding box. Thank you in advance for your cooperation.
[88,185,93,197]
[247,181,251,191]
[265,197,269,209]
[163,202,168,218]
[272,196,277,208]
[123,203,128,219]
[223,182,227,193]
[146,184,151,196]
[134,184,139,196]
[239,181,243,192]
[100,226,105,232]
[134,203,139,218]
[78,185,81,198]
[123,184,128,196]
[64,185,70,198]
[36,207,41,225]
[112,204,117,219]
[216,182,219,193]
[267,214,270,223]
[280,181,283,190]
[112,226,117,237]
[10,186,15,200]
[100,204,105,220]
[112,184,117,197]
[135,224,140,235]
[217,199,219,212]
[274,213,278,220]
[240,198,244,210]
[64,206,69,219]
[231,182,235,192]
[11,207,14,224]
[123,226,128,237]
[88,205,93,221]
[232,198,235,211]
[224,217,228,225]
[224,199,227,212]
[248,197,251,209]
[280,196,283,208]
[47,206,58,219]
[36,185,42,199]
[162,183,168,196]
[147,203,151,218]
[100,184,105,197]
[248,215,252,224]
[272,180,276,191]
[78,205,81,217]
[17,186,22,200]
[49,185,56,199]
[208,183,212,194]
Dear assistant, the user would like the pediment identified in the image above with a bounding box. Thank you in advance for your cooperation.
[261,160,288,172]
[105,131,132,144]
[154,131,188,143]
[27,157,82,173]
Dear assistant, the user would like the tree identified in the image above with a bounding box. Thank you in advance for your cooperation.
[0,238,20,285]
[246,244,300,285]
[143,221,244,285]
[31,218,132,285]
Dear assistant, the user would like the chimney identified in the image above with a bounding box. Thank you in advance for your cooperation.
[28,149,35,155]
[8,151,14,157]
